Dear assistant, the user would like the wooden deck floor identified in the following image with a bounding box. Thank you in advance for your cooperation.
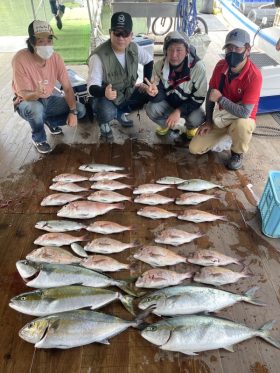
[1,26,280,373]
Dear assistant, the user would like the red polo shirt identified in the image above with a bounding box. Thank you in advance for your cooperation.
[209,58,262,120]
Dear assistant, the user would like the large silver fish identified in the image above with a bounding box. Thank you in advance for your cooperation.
[187,249,241,266]
[137,206,177,220]
[175,192,218,206]
[138,285,265,315]
[41,193,83,206]
[134,193,174,205]
[133,246,187,267]
[19,310,140,349]
[49,182,89,193]
[79,164,125,172]
[10,286,134,316]
[84,238,136,254]
[52,173,89,182]
[135,269,192,288]
[35,220,87,233]
[34,232,88,247]
[87,190,131,203]
[155,228,203,246]
[156,176,186,185]
[26,247,82,265]
[81,255,130,272]
[177,209,227,223]
[86,221,134,234]
[16,261,134,295]
[141,315,280,355]
[194,266,252,286]
[57,201,124,219]
[177,179,224,192]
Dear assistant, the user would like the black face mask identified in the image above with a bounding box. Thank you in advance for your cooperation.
[225,51,246,68]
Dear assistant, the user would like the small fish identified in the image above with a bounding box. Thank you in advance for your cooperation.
[52,174,89,183]
[26,247,82,265]
[137,206,177,220]
[34,233,88,247]
[133,184,172,195]
[41,193,83,206]
[175,192,218,206]
[187,249,241,267]
[155,228,203,246]
[177,179,224,192]
[35,220,87,233]
[156,176,186,185]
[71,243,88,258]
[134,246,187,267]
[89,172,130,181]
[57,201,124,219]
[49,182,89,193]
[81,255,130,272]
[87,190,131,203]
[84,238,136,254]
[135,269,192,288]
[79,164,125,172]
[134,193,174,205]
[91,180,131,191]
[86,221,134,234]
[194,267,252,286]
[177,209,227,223]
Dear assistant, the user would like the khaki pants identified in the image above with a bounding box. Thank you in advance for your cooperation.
[189,117,256,155]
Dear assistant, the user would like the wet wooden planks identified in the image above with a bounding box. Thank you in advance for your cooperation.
[1,141,280,373]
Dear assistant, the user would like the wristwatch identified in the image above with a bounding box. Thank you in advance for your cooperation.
[69,109,78,115]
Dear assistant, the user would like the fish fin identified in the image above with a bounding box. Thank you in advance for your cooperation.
[224,345,235,352]
[161,346,197,356]
[243,286,266,306]
[115,203,125,210]
[99,339,110,345]
[119,295,135,315]
[80,234,90,241]
[258,320,280,349]
[118,283,140,297]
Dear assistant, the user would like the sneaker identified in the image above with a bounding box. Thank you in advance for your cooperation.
[155,126,170,136]
[100,123,113,139]
[227,151,243,170]
[45,122,63,135]
[32,140,52,154]
[186,127,198,139]
[55,15,62,30]
[117,113,134,128]
[168,130,181,140]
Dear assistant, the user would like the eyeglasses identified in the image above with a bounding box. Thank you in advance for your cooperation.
[112,30,131,38]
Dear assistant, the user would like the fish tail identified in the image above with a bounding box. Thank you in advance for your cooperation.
[115,203,125,210]
[258,320,280,349]
[118,282,139,297]
[241,267,254,277]
[119,294,135,315]
[220,216,228,222]
[243,286,266,306]
[79,234,90,242]
[133,305,156,328]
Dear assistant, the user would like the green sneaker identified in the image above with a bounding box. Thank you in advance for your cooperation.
[156,126,169,136]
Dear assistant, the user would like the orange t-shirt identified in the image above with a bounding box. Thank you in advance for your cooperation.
[12,48,69,99]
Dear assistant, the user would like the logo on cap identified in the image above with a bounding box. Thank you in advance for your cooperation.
[118,15,125,25]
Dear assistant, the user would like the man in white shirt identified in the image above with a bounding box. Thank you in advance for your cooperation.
[87,12,153,139]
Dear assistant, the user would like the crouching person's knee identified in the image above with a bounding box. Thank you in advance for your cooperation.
[185,108,205,129]
[76,101,86,119]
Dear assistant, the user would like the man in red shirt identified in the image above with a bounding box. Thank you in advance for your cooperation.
[189,28,262,170]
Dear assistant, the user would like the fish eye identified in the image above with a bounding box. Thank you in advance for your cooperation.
[144,297,151,302]
[20,296,26,300]
[147,326,157,332]
[28,322,34,329]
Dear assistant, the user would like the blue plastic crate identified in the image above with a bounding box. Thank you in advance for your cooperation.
[258,171,280,238]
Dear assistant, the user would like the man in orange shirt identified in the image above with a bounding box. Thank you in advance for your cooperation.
[12,20,86,153]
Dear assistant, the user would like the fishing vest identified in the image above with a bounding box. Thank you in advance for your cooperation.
[92,40,139,105]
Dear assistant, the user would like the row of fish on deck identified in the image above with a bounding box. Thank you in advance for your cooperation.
[10,164,280,353]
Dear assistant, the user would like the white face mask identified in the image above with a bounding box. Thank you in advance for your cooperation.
[35,46,54,60]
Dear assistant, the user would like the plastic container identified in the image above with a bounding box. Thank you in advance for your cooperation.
[258,170,280,238]
[133,36,154,58]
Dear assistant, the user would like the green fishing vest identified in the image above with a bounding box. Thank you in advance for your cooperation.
[92,40,139,105]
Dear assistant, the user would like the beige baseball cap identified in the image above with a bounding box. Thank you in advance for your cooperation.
[28,20,56,38]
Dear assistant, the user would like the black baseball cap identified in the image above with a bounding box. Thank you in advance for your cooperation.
[111,12,133,33]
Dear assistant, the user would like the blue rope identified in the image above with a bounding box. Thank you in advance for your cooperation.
[176,0,198,36]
